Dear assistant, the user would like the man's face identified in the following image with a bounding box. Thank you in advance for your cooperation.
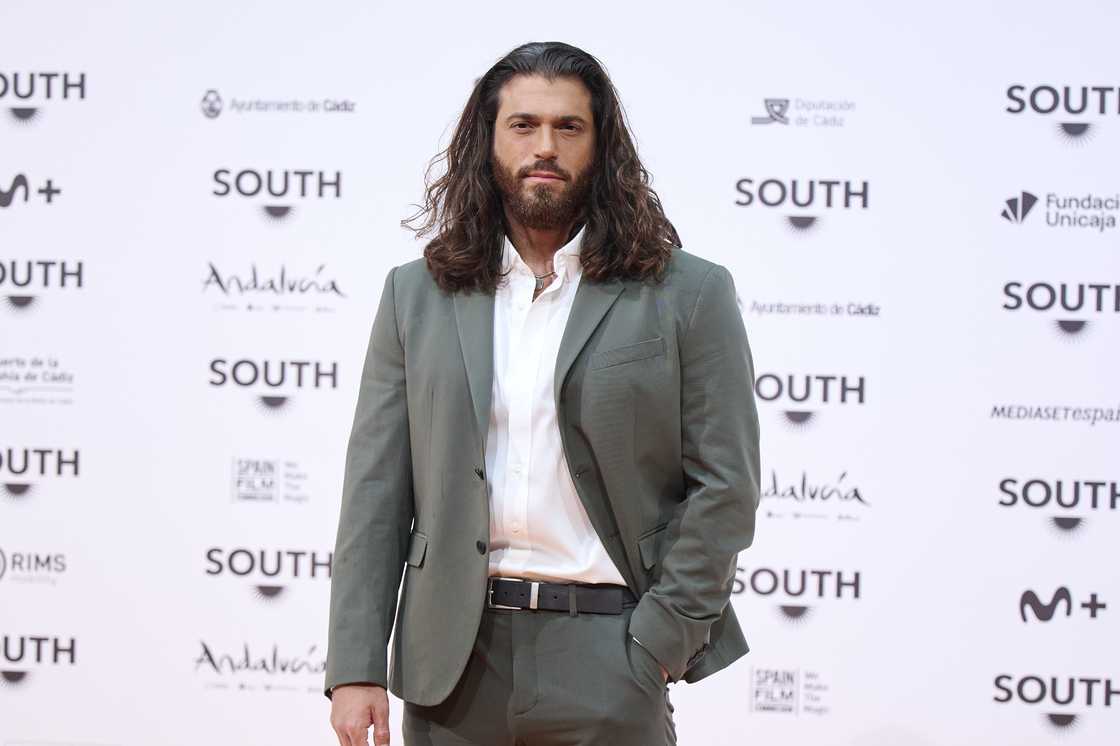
[491,74,596,231]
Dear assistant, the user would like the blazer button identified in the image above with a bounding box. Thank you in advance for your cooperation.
[476,540,487,554]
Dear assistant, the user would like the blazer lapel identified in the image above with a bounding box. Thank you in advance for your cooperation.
[452,273,625,465]
[554,275,625,408]
[452,289,494,464]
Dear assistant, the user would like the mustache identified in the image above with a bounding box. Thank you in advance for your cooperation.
[518,162,569,180]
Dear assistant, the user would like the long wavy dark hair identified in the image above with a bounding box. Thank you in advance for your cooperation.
[402,41,681,294]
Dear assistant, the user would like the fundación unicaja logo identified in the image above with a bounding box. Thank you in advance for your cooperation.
[1001,191,1038,223]
[201,89,223,118]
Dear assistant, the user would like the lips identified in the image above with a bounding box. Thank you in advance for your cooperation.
[525,171,564,180]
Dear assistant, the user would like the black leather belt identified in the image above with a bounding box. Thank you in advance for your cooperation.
[487,577,638,615]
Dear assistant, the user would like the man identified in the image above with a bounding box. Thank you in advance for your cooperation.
[326,41,760,746]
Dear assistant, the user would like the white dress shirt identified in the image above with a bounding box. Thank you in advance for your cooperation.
[484,224,628,587]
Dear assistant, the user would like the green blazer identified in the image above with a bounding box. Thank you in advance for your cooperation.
[325,247,761,706]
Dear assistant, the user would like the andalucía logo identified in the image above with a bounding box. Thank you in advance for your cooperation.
[993,673,1119,733]
[202,262,347,314]
[733,178,869,233]
[732,566,861,624]
[761,469,869,523]
[1006,84,1119,145]
[194,641,325,693]
[998,476,1117,536]
[0,72,86,125]
[753,373,866,429]
[0,447,80,501]
[211,168,342,223]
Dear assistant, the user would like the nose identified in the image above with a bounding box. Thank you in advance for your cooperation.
[534,126,558,160]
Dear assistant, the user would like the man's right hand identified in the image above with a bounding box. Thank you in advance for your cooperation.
[330,683,391,746]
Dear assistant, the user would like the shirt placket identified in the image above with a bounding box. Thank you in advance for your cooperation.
[505,270,538,571]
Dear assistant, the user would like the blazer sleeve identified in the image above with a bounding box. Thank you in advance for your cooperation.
[626,263,761,682]
[324,266,415,698]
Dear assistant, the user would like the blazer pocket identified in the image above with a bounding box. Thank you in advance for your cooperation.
[406,530,428,568]
[637,523,668,570]
[589,336,666,370]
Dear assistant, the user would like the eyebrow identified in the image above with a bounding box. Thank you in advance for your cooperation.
[504,113,589,125]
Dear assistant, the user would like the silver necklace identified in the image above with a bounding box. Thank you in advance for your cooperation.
[533,270,556,291]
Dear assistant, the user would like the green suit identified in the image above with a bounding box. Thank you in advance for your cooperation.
[325,247,760,707]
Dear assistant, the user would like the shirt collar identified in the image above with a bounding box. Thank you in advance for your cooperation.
[501,222,587,277]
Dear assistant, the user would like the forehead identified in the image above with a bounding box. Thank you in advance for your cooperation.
[496,74,593,119]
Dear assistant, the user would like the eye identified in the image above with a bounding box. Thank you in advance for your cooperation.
[512,122,531,131]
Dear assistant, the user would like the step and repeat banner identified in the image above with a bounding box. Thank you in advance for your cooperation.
[2,1,1116,745]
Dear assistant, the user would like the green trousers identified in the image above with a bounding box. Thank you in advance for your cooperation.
[403,601,678,745]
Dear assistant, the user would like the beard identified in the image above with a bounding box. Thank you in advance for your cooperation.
[491,156,593,230]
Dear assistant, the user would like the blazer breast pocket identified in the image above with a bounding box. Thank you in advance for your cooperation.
[589,336,666,370]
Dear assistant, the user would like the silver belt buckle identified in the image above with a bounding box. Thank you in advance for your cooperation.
[488,577,542,610]
[488,577,524,610]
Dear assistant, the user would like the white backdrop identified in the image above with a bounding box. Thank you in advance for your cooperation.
[2,1,1118,744]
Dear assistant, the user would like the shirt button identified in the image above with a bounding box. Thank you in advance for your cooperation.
[476,540,487,554]
[512,464,522,474]
[511,521,521,531]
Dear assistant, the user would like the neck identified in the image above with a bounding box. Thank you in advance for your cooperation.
[503,210,582,275]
